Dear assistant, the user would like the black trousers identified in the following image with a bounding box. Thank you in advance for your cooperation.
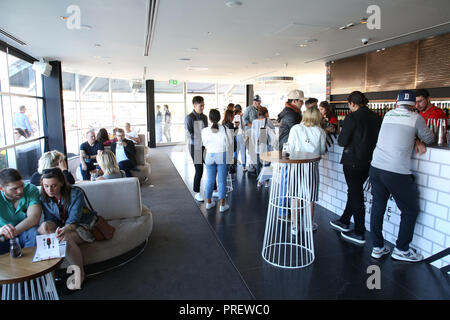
[369,166,419,251]
[189,144,216,193]
[340,164,370,235]
[118,159,136,177]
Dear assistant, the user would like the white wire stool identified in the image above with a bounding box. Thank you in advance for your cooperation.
[226,172,233,193]
[260,151,321,269]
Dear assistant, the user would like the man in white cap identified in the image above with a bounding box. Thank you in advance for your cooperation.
[369,90,434,262]
[277,90,305,150]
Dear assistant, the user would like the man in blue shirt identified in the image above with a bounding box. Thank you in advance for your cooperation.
[13,105,33,138]
[0,168,41,254]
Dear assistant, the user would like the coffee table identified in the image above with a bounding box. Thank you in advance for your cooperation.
[0,247,63,300]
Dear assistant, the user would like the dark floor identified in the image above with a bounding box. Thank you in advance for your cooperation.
[167,145,450,300]
[63,146,449,300]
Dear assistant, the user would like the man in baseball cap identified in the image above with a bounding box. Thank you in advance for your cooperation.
[277,90,305,150]
[369,90,434,262]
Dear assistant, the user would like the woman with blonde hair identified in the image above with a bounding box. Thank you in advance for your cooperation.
[96,150,126,180]
[287,107,326,234]
[30,150,75,186]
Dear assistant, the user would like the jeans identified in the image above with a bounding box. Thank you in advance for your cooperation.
[205,152,228,200]
[80,161,97,180]
[369,166,419,251]
[0,226,39,255]
[340,164,370,235]
[118,159,136,177]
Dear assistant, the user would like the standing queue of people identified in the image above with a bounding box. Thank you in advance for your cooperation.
[185,88,438,263]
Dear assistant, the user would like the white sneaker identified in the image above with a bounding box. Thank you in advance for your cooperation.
[194,192,204,202]
[206,201,216,209]
[391,247,424,262]
[371,246,390,259]
[212,191,219,198]
[219,204,229,212]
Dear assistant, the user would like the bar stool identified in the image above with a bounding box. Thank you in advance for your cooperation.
[226,172,233,193]
[260,151,321,269]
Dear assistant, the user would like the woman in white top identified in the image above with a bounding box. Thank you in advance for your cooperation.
[251,107,275,179]
[201,109,231,212]
[288,107,326,234]
[233,105,246,171]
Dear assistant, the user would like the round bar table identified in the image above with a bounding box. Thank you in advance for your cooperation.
[0,247,63,300]
[260,151,321,268]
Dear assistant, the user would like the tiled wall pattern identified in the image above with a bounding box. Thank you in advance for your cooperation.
[317,140,450,270]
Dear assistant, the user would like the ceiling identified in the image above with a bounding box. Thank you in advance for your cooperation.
[1,0,449,84]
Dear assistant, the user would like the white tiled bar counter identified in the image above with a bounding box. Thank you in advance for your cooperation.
[317,139,450,270]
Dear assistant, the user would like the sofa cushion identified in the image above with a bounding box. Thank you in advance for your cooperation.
[80,206,153,265]
[135,145,147,165]
[76,177,142,220]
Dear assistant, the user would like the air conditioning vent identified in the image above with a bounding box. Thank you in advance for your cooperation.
[143,0,160,56]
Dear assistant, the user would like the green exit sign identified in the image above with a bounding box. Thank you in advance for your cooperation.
[169,79,178,86]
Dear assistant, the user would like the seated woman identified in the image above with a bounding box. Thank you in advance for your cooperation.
[30,150,75,186]
[96,150,126,180]
[97,128,115,147]
[38,168,97,289]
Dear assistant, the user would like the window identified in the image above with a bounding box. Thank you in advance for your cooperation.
[62,72,148,156]
[155,81,185,144]
[0,46,44,178]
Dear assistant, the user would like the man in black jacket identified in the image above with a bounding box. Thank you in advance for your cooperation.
[185,96,218,202]
[330,91,381,245]
[110,128,137,177]
[277,90,304,150]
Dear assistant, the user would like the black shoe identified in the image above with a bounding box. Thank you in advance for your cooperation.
[329,219,351,232]
[341,230,366,245]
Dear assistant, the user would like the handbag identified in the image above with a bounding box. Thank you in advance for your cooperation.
[78,187,115,241]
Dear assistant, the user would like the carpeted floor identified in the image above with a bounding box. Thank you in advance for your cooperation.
[64,149,253,300]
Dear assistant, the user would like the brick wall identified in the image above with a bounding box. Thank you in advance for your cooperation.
[317,139,450,270]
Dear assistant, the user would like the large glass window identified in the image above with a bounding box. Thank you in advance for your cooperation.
[63,72,147,156]
[155,81,185,145]
[0,47,44,178]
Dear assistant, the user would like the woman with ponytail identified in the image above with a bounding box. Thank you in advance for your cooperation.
[201,109,231,212]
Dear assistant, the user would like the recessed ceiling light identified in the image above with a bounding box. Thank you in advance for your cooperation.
[225,1,243,8]
[298,44,308,48]
[186,66,208,71]
[94,44,101,47]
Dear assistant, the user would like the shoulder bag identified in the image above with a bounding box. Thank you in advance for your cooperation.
[78,187,116,241]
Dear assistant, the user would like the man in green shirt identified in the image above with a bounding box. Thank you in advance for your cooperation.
[0,168,41,254]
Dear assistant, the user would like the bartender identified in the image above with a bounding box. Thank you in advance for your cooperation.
[415,89,446,124]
